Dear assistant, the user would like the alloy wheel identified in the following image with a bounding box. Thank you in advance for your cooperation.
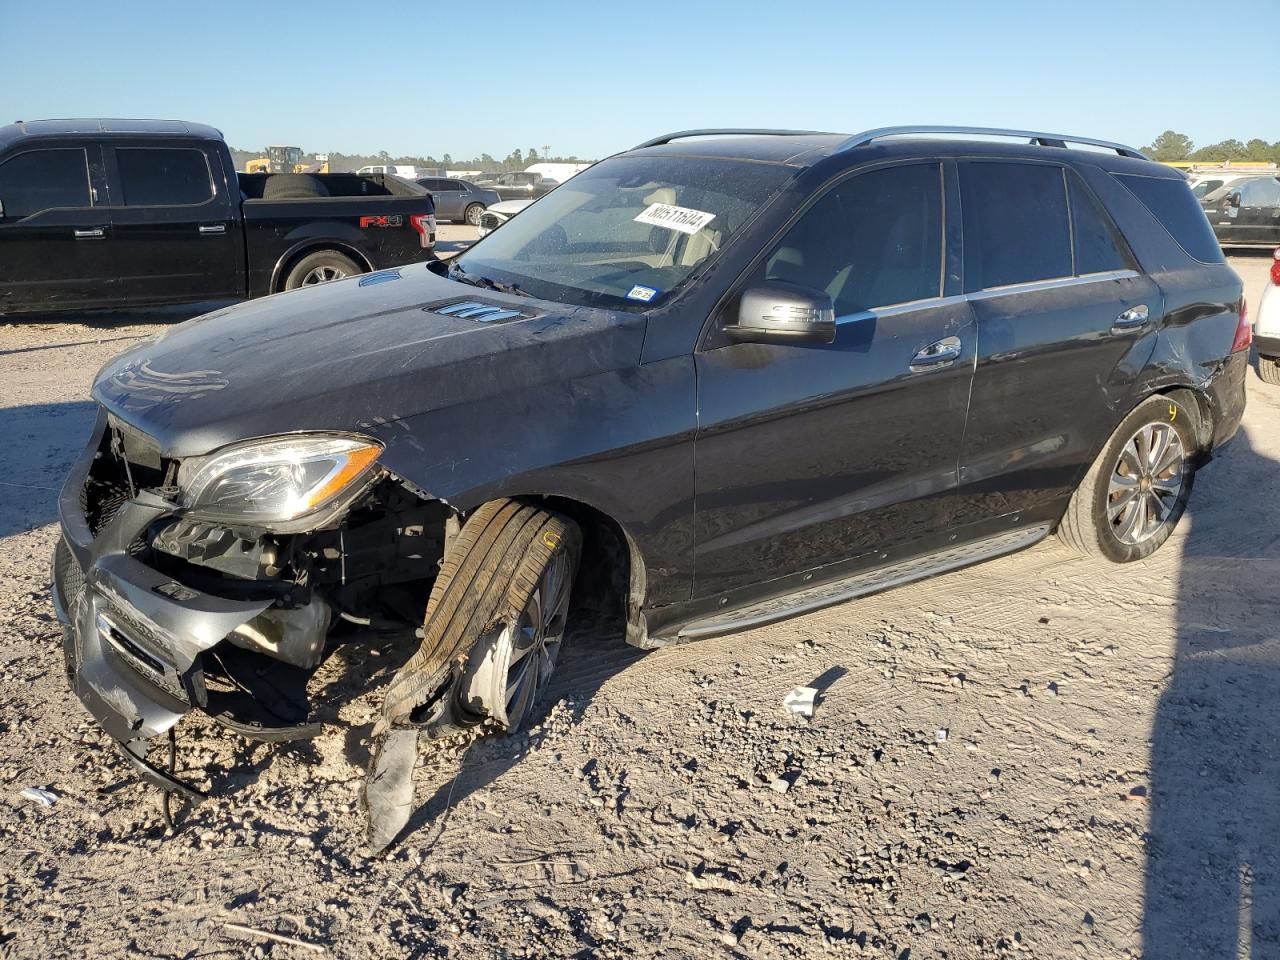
[1107,421,1185,546]
[301,265,347,285]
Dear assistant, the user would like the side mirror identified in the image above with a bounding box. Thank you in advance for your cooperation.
[725,281,836,345]
[1229,191,1242,209]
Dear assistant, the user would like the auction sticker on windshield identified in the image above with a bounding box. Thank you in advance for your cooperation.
[634,203,717,235]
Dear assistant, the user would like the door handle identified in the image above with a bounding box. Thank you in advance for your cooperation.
[910,336,962,371]
[1113,304,1149,329]
[73,227,105,239]
[198,223,227,235]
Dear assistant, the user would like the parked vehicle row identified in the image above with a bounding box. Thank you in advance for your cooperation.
[0,119,436,315]
[416,177,500,225]
[49,126,1248,845]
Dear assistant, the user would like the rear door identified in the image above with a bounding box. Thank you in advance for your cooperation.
[0,143,118,312]
[693,161,975,598]
[104,140,244,305]
[952,160,1162,526]
[426,178,465,220]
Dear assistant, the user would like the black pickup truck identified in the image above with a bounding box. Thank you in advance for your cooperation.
[0,119,436,315]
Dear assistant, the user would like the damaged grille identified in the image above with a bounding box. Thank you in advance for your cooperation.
[82,415,174,536]
[96,604,190,705]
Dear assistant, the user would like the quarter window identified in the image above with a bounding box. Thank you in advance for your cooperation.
[760,163,943,315]
[1113,173,1223,264]
[0,148,91,219]
[961,162,1072,291]
[115,148,213,206]
[1069,173,1135,275]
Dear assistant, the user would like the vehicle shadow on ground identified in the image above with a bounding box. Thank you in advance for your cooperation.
[1144,426,1280,957]
[0,402,99,539]
[390,612,646,850]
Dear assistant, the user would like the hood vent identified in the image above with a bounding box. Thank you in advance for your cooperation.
[428,299,531,324]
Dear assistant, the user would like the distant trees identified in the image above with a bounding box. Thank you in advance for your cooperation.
[1142,130,1280,163]
[229,145,591,174]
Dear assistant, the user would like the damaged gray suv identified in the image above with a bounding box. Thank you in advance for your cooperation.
[53,127,1249,845]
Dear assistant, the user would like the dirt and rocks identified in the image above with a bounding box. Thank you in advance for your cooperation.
[1,250,1277,959]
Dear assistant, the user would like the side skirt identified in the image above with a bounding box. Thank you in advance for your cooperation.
[658,521,1053,645]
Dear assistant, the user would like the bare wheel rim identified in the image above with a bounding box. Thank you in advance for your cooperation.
[301,264,346,285]
[466,204,483,225]
[467,549,573,729]
[1107,421,1185,546]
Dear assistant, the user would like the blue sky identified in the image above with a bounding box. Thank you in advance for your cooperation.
[1,0,1273,160]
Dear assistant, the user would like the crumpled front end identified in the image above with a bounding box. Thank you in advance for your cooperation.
[52,410,447,796]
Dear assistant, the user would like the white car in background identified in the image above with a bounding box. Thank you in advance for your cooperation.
[476,198,534,237]
[1255,247,1280,385]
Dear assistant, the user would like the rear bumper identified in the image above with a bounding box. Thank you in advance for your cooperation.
[1205,351,1248,450]
[1254,333,1280,359]
[54,417,270,774]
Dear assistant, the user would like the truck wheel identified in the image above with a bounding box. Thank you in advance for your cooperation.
[1258,356,1280,386]
[381,499,581,739]
[1058,394,1198,563]
[464,203,485,226]
[283,250,361,290]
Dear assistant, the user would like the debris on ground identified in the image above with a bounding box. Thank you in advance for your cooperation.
[18,786,57,807]
[782,685,818,717]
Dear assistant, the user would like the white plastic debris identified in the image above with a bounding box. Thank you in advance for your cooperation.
[935,728,949,743]
[783,686,818,718]
[19,787,57,807]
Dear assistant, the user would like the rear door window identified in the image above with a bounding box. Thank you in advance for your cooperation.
[960,162,1072,291]
[761,162,943,315]
[1113,173,1223,264]
[115,147,213,206]
[1068,173,1136,275]
[0,148,91,218]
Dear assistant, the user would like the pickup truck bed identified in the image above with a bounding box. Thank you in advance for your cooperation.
[0,118,436,316]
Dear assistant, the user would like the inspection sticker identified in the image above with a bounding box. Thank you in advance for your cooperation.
[626,284,659,302]
[634,202,717,235]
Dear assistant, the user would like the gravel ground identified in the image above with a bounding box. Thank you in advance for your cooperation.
[0,249,1277,959]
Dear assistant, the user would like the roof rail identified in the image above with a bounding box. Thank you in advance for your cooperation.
[633,128,836,150]
[836,125,1149,160]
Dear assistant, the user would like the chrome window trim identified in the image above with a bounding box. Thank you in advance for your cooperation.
[966,269,1138,301]
[834,270,1139,324]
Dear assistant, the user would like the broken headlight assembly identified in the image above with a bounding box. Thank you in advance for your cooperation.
[181,434,383,527]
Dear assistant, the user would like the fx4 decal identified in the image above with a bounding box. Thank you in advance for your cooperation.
[360,215,404,228]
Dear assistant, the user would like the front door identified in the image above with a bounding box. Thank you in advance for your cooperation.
[104,141,244,305]
[0,143,118,313]
[692,161,975,599]
[952,160,1163,525]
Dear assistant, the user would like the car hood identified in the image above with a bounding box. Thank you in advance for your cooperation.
[92,263,644,458]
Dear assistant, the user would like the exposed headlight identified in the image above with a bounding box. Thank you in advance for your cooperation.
[183,434,382,524]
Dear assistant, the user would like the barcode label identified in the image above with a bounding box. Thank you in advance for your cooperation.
[634,202,717,235]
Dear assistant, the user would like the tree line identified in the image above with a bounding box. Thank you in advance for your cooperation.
[229,145,590,174]
[1143,131,1280,163]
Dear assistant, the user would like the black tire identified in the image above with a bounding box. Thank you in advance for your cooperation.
[282,250,361,291]
[381,499,581,739]
[262,174,329,200]
[464,203,485,226]
[1258,355,1280,386]
[1058,394,1199,563]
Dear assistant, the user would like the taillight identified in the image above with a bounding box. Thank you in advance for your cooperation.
[1270,246,1280,286]
[1231,298,1252,353]
[409,213,435,249]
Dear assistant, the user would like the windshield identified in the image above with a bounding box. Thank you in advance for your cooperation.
[452,155,793,309]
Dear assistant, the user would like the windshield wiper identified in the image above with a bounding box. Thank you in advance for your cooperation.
[448,262,531,297]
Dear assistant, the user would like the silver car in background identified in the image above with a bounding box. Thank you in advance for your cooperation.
[417,177,501,225]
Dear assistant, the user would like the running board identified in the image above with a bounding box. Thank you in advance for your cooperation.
[678,523,1052,641]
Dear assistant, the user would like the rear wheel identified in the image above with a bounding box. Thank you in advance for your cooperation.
[1058,394,1198,563]
[464,203,485,226]
[283,250,360,290]
[1258,356,1280,385]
